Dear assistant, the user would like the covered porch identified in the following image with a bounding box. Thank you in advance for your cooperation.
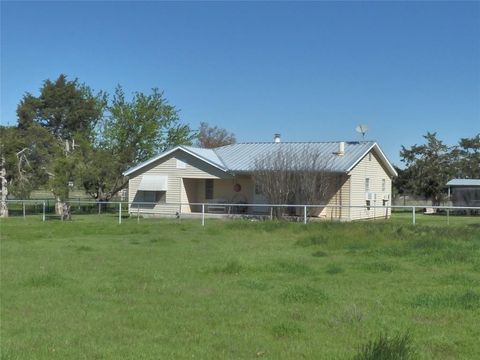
[180,176,267,215]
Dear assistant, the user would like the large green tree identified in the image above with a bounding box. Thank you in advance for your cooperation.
[17,74,106,140]
[400,132,455,205]
[82,86,196,201]
[0,124,60,216]
[455,134,480,179]
[14,74,106,213]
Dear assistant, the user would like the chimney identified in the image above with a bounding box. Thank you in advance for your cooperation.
[274,133,281,143]
[338,141,345,156]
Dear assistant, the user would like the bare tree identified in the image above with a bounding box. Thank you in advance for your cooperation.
[196,122,236,148]
[253,146,333,218]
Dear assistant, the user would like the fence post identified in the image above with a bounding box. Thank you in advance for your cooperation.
[270,206,273,221]
[42,201,46,222]
[23,201,26,219]
[447,209,450,225]
[412,206,416,226]
[137,204,140,223]
[118,202,122,225]
[202,203,205,227]
[304,205,307,225]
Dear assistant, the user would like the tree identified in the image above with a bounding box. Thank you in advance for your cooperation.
[400,132,454,205]
[84,86,196,201]
[14,74,106,214]
[196,122,236,148]
[253,146,333,218]
[0,125,59,216]
[455,134,480,179]
[17,74,106,140]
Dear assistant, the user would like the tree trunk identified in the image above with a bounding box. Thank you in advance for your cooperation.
[55,195,65,216]
[0,157,8,218]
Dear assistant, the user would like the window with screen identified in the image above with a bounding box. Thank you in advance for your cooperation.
[382,179,386,192]
[205,179,214,200]
[365,178,370,192]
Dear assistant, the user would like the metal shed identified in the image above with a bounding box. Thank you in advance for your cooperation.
[446,179,480,207]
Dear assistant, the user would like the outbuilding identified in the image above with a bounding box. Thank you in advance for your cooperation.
[446,179,480,207]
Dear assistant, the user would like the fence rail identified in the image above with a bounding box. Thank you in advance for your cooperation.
[2,199,479,226]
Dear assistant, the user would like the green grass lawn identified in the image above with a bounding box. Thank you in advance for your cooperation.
[1,216,479,359]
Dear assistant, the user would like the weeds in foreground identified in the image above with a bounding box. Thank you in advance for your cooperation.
[353,332,415,360]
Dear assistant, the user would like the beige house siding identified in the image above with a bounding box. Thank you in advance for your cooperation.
[194,176,255,204]
[311,174,350,221]
[128,150,231,216]
[126,147,394,220]
[348,150,393,220]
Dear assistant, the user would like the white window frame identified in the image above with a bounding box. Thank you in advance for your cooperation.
[176,158,186,169]
[365,178,370,192]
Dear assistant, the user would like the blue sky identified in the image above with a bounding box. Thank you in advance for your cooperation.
[1,1,479,166]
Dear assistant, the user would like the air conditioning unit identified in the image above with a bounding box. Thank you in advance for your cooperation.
[365,192,376,201]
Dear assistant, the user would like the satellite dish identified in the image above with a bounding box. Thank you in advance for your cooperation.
[355,124,368,140]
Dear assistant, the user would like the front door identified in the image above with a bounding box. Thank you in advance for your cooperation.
[253,184,269,213]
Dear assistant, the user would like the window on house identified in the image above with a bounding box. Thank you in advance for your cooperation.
[205,179,214,200]
[142,191,166,203]
[365,178,370,192]
[176,158,186,169]
[366,200,371,211]
[382,179,386,192]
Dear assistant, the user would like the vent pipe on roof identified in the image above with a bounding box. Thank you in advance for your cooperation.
[274,134,281,143]
[338,141,345,156]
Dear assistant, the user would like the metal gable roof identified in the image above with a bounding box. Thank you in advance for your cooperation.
[446,179,480,187]
[182,146,226,169]
[123,141,397,177]
[123,145,228,176]
[213,141,378,173]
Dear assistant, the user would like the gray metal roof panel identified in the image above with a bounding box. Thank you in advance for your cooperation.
[182,146,226,169]
[213,141,376,173]
[446,179,480,187]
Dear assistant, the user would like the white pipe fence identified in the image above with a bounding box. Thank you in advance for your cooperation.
[2,199,479,226]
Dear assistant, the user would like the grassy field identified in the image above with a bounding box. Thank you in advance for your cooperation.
[1,216,479,359]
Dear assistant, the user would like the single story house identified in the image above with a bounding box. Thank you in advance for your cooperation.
[446,179,480,207]
[123,137,397,221]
